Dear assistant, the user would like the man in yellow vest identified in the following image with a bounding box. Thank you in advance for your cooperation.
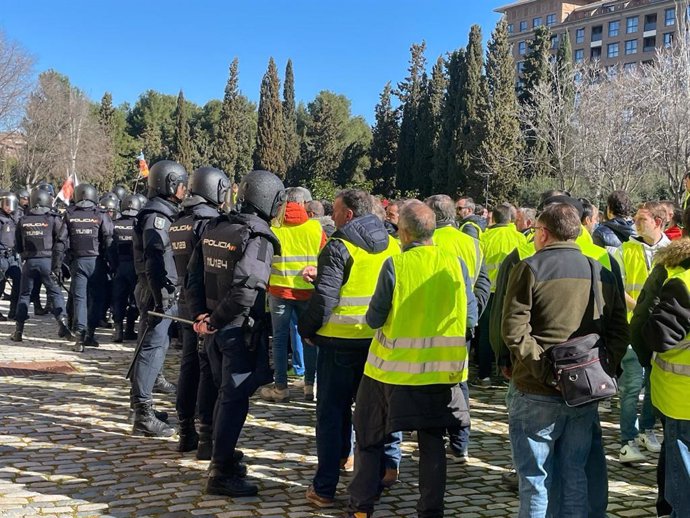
[260,187,326,403]
[456,196,485,239]
[619,201,670,463]
[298,188,400,508]
[344,200,476,518]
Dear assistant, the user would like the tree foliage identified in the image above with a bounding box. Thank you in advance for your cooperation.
[369,82,399,197]
[254,57,286,177]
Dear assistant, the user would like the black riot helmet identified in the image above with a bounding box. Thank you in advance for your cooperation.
[36,182,55,196]
[188,166,230,206]
[134,193,147,207]
[0,192,18,214]
[112,184,127,201]
[30,187,52,209]
[147,160,188,200]
[16,188,30,204]
[74,184,98,204]
[121,194,142,217]
[237,170,286,220]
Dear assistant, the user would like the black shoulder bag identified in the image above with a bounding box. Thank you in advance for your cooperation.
[547,259,618,407]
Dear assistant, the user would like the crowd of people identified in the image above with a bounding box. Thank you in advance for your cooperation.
[3,163,690,518]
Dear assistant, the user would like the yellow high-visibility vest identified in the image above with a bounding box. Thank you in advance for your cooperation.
[316,236,400,339]
[269,219,323,290]
[365,245,468,385]
[433,225,482,288]
[621,240,652,322]
[481,225,527,292]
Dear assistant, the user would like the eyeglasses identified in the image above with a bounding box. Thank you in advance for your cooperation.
[532,226,549,233]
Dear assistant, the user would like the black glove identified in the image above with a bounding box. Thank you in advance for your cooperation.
[147,307,164,328]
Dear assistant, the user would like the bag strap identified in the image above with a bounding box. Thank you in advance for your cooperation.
[588,258,604,333]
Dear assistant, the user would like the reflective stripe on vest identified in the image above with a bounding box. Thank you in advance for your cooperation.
[432,226,483,288]
[622,240,652,322]
[364,246,468,386]
[460,220,483,237]
[316,236,400,339]
[480,225,527,292]
[269,219,322,290]
[651,266,690,419]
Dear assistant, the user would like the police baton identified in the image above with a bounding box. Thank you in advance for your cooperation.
[146,311,195,326]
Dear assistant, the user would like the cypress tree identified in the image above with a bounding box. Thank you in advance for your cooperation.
[99,92,116,134]
[283,59,300,174]
[212,58,241,178]
[254,57,286,177]
[369,82,400,197]
[173,90,193,172]
[434,49,464,195]
[482,18,522,201]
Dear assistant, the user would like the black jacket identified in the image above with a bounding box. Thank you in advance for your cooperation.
[592,217,635,249]
[298,213,390,349]
[458,215,486,240]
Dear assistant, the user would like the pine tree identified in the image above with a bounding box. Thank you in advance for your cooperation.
[212,58,241,178]
[283,59,300,174]
[434,50,464,195]
[369,82,400,196]
[253,57,286,177]
[99,92,116,134]
[396,42,427,194]
[482,18,523,201]
[173,90,193,172]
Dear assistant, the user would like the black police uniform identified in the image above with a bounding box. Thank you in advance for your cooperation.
[59,201,113,343]
[109,213,138,339]
[187,211,279,489]
[13,207,70,335]
[130,196,179,421]
[169,202,220,451]
[0,210,21,320]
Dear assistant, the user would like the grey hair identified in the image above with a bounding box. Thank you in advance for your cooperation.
[337,189,373,218]
[457,196,475,212]
[371,195,386,222]
[400,200,436,241]
[424,194,455,225]
[285,187,312,204]
[306,200,324,217]
[519,207,537,222]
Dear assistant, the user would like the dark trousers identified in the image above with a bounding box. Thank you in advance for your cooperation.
[447,381,470,454]
[0,255,21,317]
[477,295,494,379]
[15,258,65,322]
[349,376,446,518]
[313,346,369,499]
[111,261,136,323]
[176,324,218,424]
[70,257,101,331]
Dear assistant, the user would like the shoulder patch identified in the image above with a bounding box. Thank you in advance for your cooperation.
[154,216,166,230]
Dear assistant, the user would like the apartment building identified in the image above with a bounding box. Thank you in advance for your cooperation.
[495,0,684,74]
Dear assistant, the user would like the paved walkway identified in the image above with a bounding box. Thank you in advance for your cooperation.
[0,301,660,517]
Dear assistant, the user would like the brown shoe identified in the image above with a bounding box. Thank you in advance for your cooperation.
[381,467,399,488]
[305,485,335,508]
[340,455,354,474]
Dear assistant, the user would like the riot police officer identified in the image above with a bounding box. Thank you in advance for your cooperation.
[130,160,188,437]
[10,188,72,342]
[170,166,228,454]
[109,194,141,342]
[187,170,284,497]
[15,189,29,219]
[0,192,21,321]
[60,184,114,352]
[98,193,120,327]
[112,185,128,202]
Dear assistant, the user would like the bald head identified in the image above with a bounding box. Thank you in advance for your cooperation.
[399,200,436,246]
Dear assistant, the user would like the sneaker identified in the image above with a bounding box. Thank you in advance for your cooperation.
[304,384,315,402]
[259,384,290,402]
[446,446,469,464]
[637,429,662,453]
[598,399,612,413]
[305,485,335,508]
[619,440,647,463]
[470,377,492,389]
[502,466,519,490]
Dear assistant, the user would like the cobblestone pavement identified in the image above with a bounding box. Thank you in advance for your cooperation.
[0,299,660,517]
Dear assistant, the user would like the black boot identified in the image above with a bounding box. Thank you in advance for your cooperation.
[131,401,175,437]
[153,373,177,395]
[84,328,99,347]
[177,418,199,452]
[74,331,86,353]
[57,316,73,339]
[33,299,47,316]
[207,452,247,477]
[197,424,213,460]
[10,321,24,342]
[205,463,257,497]
[113,322,124,343]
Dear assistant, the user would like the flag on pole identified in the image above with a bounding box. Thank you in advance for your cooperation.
[55,172,79,205]
[138,151,149,178]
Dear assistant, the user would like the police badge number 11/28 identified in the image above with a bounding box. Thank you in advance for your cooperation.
[154,216,166,230]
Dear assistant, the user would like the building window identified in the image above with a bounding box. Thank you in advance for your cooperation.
[643,36,656,52]
[623,62,636,72]
[533,17,542,28]
[664,32,674,48]
[665,8,676,26]
[574,49,584,63]
[576,28,585,44]
[508,23,514,34]
[625,39,638,55]
[518,41,527,55]
[607,42,619,58]
[517,61,525,74]
[546,14,556,27]
[644,13,657,32]
[592,25,603,42]
[609,20,620,37]
[627,16,639,34]
[551,34,559,49]
[520,20,528,32]
[591,46,602,60]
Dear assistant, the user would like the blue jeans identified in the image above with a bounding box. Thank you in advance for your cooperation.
[509,391,598,518]
[268,295,316,385]
[665,416,690,517]
[619,346,656,444]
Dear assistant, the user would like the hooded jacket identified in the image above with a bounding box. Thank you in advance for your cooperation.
[592,217,635,249]
[298,213,391,349]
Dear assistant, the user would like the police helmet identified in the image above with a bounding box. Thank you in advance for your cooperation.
[237,170,286,220]
[30,188,52,209]
[147,160,188,199]
[99,192,120,211]
[36,182,55,196]
[112,184,127,201]
[189,167,229,206]
[16,188,30,201]
[121,194,142,217]
[0,192,18,214]
[134,193,148,207]
[74,184,98,204]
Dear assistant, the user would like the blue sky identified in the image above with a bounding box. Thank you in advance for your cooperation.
[2,1,506,123]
